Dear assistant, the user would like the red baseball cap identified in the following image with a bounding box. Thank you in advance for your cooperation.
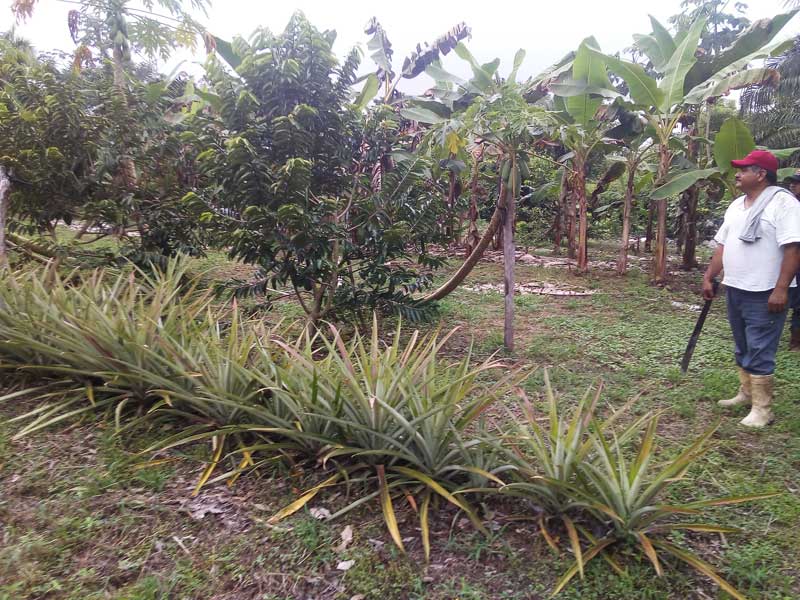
[731,150,779,173]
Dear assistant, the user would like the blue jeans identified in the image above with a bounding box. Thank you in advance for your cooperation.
[726,287,788,375]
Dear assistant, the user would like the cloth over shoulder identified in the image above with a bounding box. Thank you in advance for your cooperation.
[739,186,786,243]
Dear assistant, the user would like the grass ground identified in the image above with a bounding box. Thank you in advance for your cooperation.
[2,241,799,599]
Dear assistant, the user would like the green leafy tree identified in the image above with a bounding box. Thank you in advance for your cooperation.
[549,37,623,272]
[193,14,449,324]
[0,44,100,239]
[668,0,750,57]
[0,37,207,263]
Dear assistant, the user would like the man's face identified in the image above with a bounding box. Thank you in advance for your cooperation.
[789,180,800,199]
[734,165,766,193]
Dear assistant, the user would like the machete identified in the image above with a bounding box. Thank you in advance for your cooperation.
[680,279,719,373]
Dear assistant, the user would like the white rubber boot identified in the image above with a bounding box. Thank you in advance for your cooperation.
[718,367,751,408]
[740,374,775,428]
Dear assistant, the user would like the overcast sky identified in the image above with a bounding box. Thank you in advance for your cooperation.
[3,0,798,94]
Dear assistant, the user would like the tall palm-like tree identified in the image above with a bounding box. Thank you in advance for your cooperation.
[740,38,800,148]
[0,28,35,58]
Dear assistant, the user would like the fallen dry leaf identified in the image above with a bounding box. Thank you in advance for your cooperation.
[336,525,353,552]
[186,499,225,520]
[310,507,331,520]
[337,559,355,571]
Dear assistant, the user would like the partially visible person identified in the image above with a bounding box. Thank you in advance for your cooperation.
[702,151,800,428]
[786,169,800,199]
[785,169,800,350]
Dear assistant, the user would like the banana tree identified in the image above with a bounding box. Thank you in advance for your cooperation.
[652,116,800,204]
[359,18,472,106]
[590,9,797,282]
[550,38,621,272]
[404,45,555,350]
[600,139,656,275]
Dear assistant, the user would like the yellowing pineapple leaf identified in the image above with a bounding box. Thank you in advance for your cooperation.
[268,473,341,524]
[377,465,405,553]
[652,539,747,600]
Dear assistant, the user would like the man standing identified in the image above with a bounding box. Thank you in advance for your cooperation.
[784,169,800,350]
[703,151,800,428]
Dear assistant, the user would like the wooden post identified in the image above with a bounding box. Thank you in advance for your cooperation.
[503,181,515,352]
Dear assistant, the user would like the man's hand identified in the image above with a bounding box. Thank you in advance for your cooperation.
[702,279,717,301]
[768,286,789,313]
[702,245,724,301]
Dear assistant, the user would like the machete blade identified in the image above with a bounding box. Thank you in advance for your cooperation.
[680,280,719,373]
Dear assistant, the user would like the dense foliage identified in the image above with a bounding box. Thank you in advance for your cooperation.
[2,4,799,313]
[187,16,451,321]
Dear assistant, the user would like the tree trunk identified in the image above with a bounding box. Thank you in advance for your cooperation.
[617,167,634,276]
[421,184,506,303]
[111,34,138,191]
[682,118,700,270]
[0,166,9,269]
[493,173,504,251]
[565,176,577,260]
[644,202,654,252]
[575,163,588,273]
[493,220,503,251]
[503,182,515,352]
[552,208,562,256]
[652,145,672,285]
[553,169,567,255]
[676,195,686,256]
[445,156,458,239]
[653,198,668,284]
[465,170,481,256]
[682,184,700,270]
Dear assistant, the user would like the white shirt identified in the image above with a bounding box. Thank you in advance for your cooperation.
[714,188,800,291]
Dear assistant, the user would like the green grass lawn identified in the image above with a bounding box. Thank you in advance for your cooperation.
[1,242,798,599]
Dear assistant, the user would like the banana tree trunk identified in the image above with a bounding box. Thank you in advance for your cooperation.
[617,166,634,276]
[681,119,700,270]
[421,184,506,303]
[552,206,562,255]
[465,168,481,255]
[446,155,459,239]
[644,202,654,252]
[493,219,503,251]
[565,177,577,260]
[0,166,9,268]
[503,181,515,352]
[553,169,567,255]
[682,184,700,269]
[575,162,589,273]
[652,144,672,284]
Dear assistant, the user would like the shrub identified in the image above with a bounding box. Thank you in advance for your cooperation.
[265,318,523,560]
[0,259,215,436]
[487,373,777,599]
